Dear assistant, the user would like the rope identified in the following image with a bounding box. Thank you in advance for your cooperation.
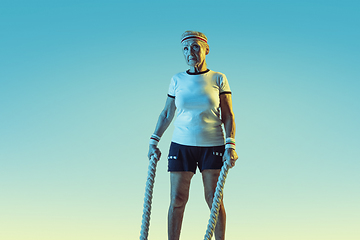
[140,156,231,240]
[140,155,158,240]
[203,161,230,240]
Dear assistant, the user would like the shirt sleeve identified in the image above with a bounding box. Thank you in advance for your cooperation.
[218,73,231,94]
[168,77,176,98]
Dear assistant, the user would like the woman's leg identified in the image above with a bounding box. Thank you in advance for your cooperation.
[202,169,226,240]
[168,171,194,240]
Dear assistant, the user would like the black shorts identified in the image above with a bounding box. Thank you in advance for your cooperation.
[167,142,225,174]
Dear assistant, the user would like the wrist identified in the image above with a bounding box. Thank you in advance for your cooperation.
[225,137,236,150]
[149,134,161,146]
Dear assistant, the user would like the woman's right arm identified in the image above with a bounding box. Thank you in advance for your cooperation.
[148,96,176,160]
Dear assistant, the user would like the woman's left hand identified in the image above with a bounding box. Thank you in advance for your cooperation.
[223,149,238,168]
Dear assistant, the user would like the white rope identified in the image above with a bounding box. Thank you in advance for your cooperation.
[140,156,231,240]
[203,161,230,240]
[140,155,158,240]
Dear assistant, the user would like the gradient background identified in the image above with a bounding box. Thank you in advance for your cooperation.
[1,0,359,239]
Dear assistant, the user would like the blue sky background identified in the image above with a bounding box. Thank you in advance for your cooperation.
[1,0,359,239]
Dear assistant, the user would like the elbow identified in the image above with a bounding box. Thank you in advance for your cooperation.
[222,112,235,124]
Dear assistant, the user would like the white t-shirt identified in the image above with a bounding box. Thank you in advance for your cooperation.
[168,69,231,146]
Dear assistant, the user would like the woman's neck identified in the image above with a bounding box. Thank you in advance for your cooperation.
[188,62,207,73]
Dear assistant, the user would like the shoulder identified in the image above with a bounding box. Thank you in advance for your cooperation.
[207,70,228,85]
[169,71,188,91]
[208,69,226,78]
[172,71,188,80]
[207,70,227,83]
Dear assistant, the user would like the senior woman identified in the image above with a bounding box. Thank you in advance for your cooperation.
[148,30,238,240]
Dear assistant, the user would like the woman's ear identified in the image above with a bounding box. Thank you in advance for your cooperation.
[206,46,210,55]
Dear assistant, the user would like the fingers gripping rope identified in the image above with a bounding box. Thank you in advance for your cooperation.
[140,156,158,240]
[203,162,230,240]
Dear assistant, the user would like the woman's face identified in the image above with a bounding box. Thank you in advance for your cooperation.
[182,39,209,67]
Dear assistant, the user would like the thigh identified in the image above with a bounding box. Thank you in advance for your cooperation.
[201,169,221,201]
[170,172,194,201]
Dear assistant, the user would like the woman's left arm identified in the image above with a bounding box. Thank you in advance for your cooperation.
[220,93,238,167]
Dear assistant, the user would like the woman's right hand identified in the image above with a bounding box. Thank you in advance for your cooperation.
[148,144,161,161]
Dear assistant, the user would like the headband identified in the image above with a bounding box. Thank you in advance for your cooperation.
[181,35,208,43]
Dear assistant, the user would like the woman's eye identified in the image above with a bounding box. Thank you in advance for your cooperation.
[184,47,188,51]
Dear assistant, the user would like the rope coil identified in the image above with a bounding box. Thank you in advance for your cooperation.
[140,156,158,240]
[140,156,231,240]
[203,161,230,240]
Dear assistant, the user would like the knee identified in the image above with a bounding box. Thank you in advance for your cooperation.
[205,191,224,208]
[170,192,189,209]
